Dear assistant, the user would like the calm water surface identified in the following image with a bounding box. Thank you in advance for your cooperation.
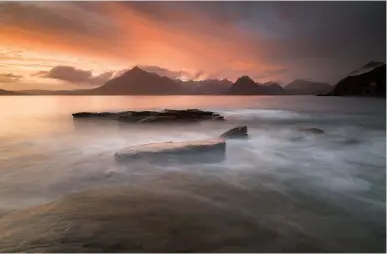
[0,96,385,252]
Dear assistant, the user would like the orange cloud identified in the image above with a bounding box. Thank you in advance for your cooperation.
[99,2,282,78]
[0,2,291,90]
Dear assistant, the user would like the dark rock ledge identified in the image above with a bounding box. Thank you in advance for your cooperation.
[72,109,225,123]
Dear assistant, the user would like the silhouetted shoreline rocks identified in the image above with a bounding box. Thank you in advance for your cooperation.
[72,109,225,123]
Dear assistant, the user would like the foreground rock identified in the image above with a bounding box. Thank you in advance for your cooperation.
[72,109,225,123]
[115,138,226,164]
[219,126,248,139]
[0,183,337,253]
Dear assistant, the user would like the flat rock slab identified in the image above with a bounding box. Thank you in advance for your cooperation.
[115,138,226,164]
[72,109,225,124]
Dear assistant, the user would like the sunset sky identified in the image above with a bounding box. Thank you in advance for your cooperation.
[0,1,385,91]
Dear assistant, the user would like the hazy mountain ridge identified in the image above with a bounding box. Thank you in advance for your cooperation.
[262,82,285,95]
[182,79,233,95]
[284,80,332,95]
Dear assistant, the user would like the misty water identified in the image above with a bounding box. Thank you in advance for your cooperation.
[0,96,385,252]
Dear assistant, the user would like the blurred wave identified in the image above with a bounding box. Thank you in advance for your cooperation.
[0,96,385,252]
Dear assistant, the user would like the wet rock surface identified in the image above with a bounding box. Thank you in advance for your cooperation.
[0,183,334,253]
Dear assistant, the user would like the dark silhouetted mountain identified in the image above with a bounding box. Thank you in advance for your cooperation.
[92,66,184,95]
[183,79,232,94]
[284,79,332,95]
[0,89,23,95]
[261,81,284,95]
[323,61,386,97]
[348,61,385,76]
[228,76,263,95]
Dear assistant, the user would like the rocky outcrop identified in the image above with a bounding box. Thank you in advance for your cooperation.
[72,109,225,123]
[323,62,386,97]
[115,138,226,164]
[219,126,248,139]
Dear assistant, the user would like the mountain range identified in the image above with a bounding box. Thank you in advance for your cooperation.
[2,61,385,97]
[20,67,285,96]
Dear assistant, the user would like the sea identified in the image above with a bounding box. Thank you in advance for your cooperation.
[0,95,385,252]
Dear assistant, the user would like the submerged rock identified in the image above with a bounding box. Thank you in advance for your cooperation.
[115,138,226,164]
[298,128,325,134]
[219,126,248,139]
[73,109,225,123]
